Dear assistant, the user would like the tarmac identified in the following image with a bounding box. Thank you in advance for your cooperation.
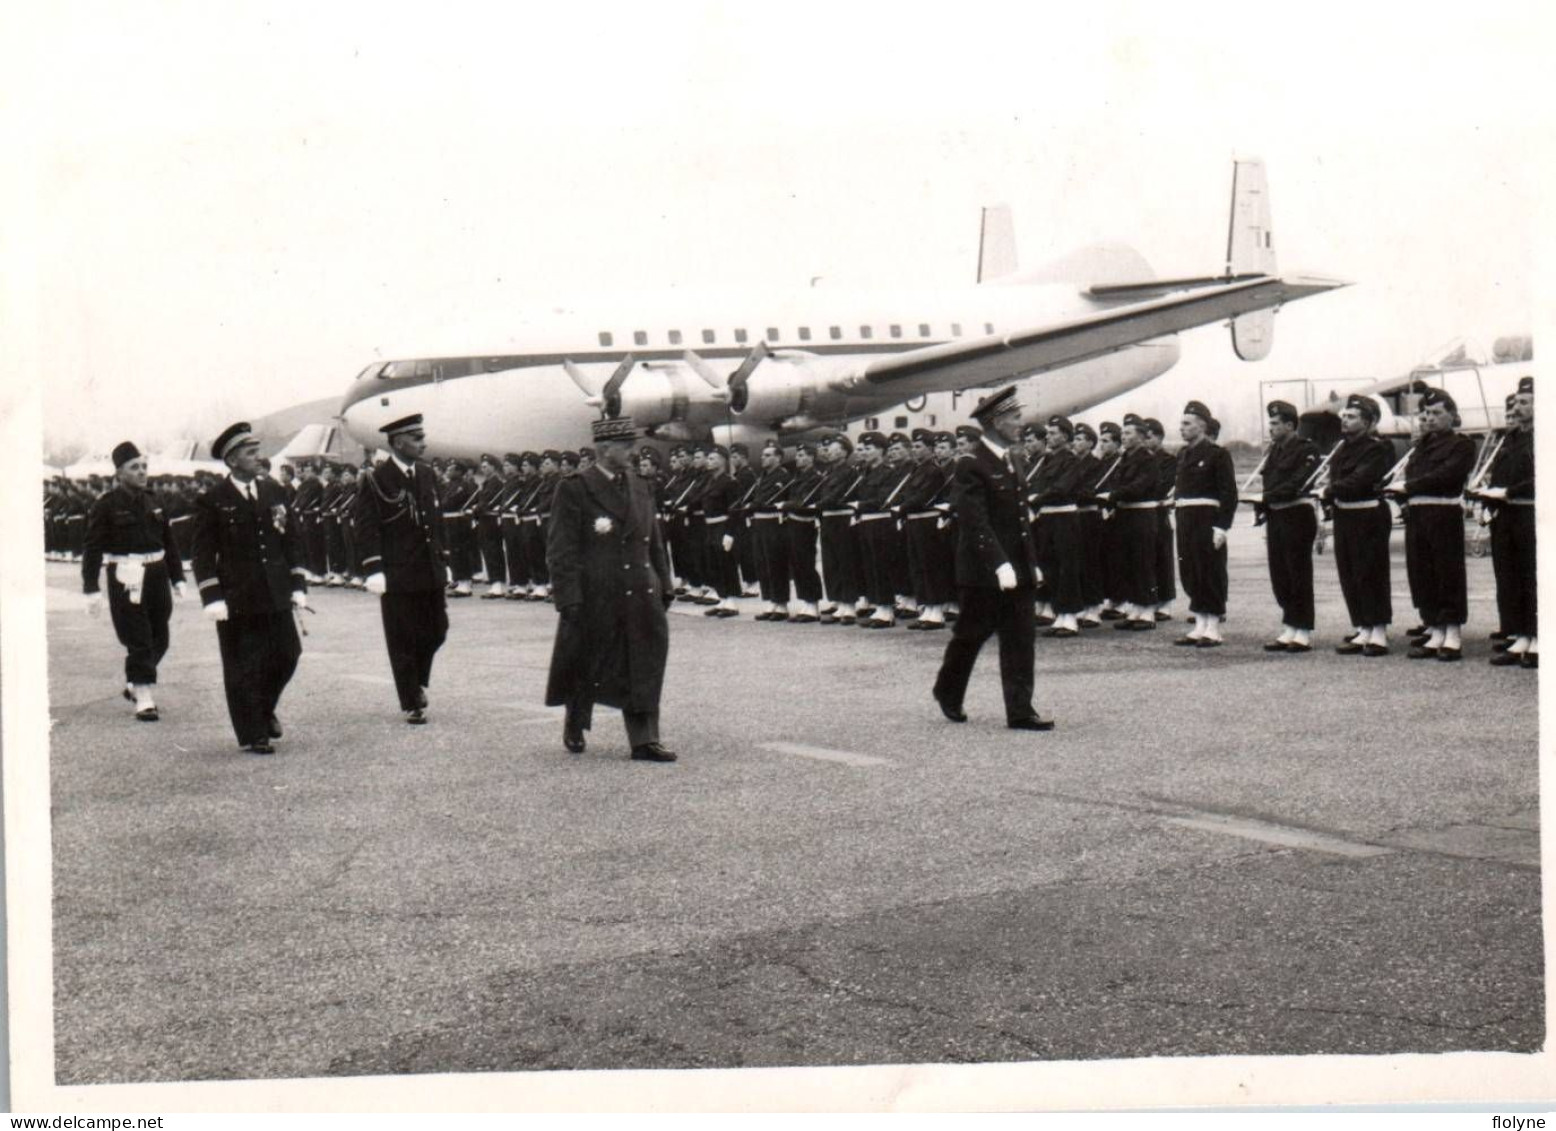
[42,516,1541,1084]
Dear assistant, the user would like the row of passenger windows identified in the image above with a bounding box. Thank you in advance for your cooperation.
[597,322,995,348]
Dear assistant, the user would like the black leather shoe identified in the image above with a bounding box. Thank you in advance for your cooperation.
[1100,608,1126,620]
[715,608,740,618]
[563,723,586,754]
[1173,635,1202,647]
[1436,646,1463,662]
[631,742,678,762]
[1008,716,1056,731]
[135,706,160,722]
[916,620,945,631]
[1043,626,1078,638]
[1284,642,1313,654]
[267,714,283,739]
[1362,643,1389,657]
[1405,624,1427,636]
[405,707,427,724]
[704,607,723,616]
[1407,645,1439,659]
[1078,618,1102,629]
[122,686,135,703]
[818,614,839,624]
[1195,637,1223,648]
[1520,653,1539,669]
[1335,641,1365,655]
[1154,610,1172,621]
[245,740,275,755]
[1263,640,1289,652]
[1034,614,1057,627]
[933,692,967,723]
[1489,651,1523,667]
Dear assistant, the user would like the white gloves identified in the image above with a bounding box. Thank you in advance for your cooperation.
[721,534,734,553]
[1478,486,1508,500]
[204,600,230,622]
[995,562,1017,591]
[365,573,387,595]
[173,581,187,600]
[1212,528,1227,552]
[291,590,310,609]
[85,592,104,617]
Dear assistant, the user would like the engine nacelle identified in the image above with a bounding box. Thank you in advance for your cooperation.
[614,361,705,429]
[729,351,848,428]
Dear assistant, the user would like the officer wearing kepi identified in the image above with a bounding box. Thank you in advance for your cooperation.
[192,423,310,754]
[82,441,189,721]
[354,414,450,724]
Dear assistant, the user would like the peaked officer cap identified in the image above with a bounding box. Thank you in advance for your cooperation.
[212,422,258,462]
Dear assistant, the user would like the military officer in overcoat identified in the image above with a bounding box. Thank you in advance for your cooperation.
[931,386,1055,732]
[192,423,309,754]
[546,416,677,763]
[82,441,189,720]
[354,414,449,723]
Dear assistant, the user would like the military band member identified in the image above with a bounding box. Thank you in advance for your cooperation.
[1480,376,1536,668]
[1142,418,1177,620]
[1173,401,1237,647]
[1321,395,1395,655]
[781,442,827,623]
[1258,400,1322,652]
[814,432,865,624]
[932,386,1054,731]
[354,414,449,724]
[749,441,794,620]
[82,441,189,721]
[440,459,478,597]
[546,416,677,762]
[1385,387,1476,661]
[193,423,309,754]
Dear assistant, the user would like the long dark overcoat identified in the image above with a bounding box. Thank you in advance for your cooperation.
[545,464,673,713]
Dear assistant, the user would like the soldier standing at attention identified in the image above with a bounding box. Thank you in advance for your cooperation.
[1386,387,1477,661]
[546,416,677,763]
[1480,376,1536,668]
[1258,400,1322,653]
[813,433,865,625]
[1323,395,1397,656]
[780,442,827,623]
[82,441,189,721]
[1172,401,1237,648]
[932,387,1054,732]
[354,414,449,724]
[192,423,310,754]
[440,459,478,598]
[1143,418,1177,621]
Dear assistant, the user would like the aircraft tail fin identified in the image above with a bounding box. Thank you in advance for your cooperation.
[1227,157,1275,360]
[976,204,1018,283]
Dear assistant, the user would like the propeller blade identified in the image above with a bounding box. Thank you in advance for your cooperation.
[726,341,770,413]
[601,354,637,418]
[561,360,606,407]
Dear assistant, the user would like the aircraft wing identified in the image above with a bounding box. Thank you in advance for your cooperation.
[838,274,1346,400]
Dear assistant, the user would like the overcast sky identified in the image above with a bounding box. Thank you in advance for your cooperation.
[11,1,1546,459]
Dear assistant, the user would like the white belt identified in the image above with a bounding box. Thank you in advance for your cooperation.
[1266,499,1313,511]
[822,509,855,518]
[1117,501,1156,510]
[1333,499,1381,510]
[855,512,893,523]
[1505,498,1535,507]
[907,511,940,521]
[1409,496,1464,506]
[441,511,469,519]
[1175,498,1220,509]
[787,514,817,524]
[752,513,782,521]
[1038,505,1078,515]
[105,550,164,565]
[522,515,543,524]
[1077,505,1099,513]
[704,515,729,525]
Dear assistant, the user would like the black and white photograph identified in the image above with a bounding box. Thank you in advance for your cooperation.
[3,0,1550,1113]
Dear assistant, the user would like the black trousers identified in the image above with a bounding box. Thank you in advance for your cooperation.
[1332,502,1393,627]
[683,516,707,587]
[737,515,759,589]
[1404,503,1468,625]
[305,518,327,576]
[933,585,1038,724]
[786,518,823,603]
[566,691,660,746]
[819,515,861,605]
[1041,513,1086,614]
[886,523,912,598]
[1491,506,1536,637]
[502,519,528,587]
[752,516,791,603]
[216,609,301,746]
[703,523,740,598]
[1155,509,1176,601]
[379,590,449,710]
[524,519,549,585]
[325,517,346,575]
[1116,509,1158,607]
[1080,511,1105,607]
[855,516,897,607]
[107,561,173,685]
[1175,508,1228,617]
[1266,502,1317,630]
[476,516,505,582]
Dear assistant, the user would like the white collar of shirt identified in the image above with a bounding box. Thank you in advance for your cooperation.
[229,474,258,500]
[391,455,417,478]
[981,436,1013,465]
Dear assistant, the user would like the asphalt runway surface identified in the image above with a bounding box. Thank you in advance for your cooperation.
[44,518,1541,1085]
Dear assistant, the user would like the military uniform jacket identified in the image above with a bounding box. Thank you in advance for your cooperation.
[814,464,866,510]
[951,441,1039,588]
[82,485,188,594]
[1403,431,1476,498]
[895,461,948,513]
[1045,451,1101,506]
[353,458,447,592]
[293,478,324,520]
[699,471,740,519]
[471,475,507,517]
[1107,447,1159,504]
[782,467,828,516]
[853,463,900,512]
[748,467,793,512]
[1326,434,1395,502]
[1173,439,1238,528]
[191,477,306,614]
[524,474,561,518]
[545,465,673,714]
[1261,436,1322,504]
[441,477,477,517]
[1153,449,1178,500]
[1030,448,1075,507]
[1487,429,1534,501]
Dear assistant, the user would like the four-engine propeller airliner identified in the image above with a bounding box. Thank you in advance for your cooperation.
[339,159,1346,458]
